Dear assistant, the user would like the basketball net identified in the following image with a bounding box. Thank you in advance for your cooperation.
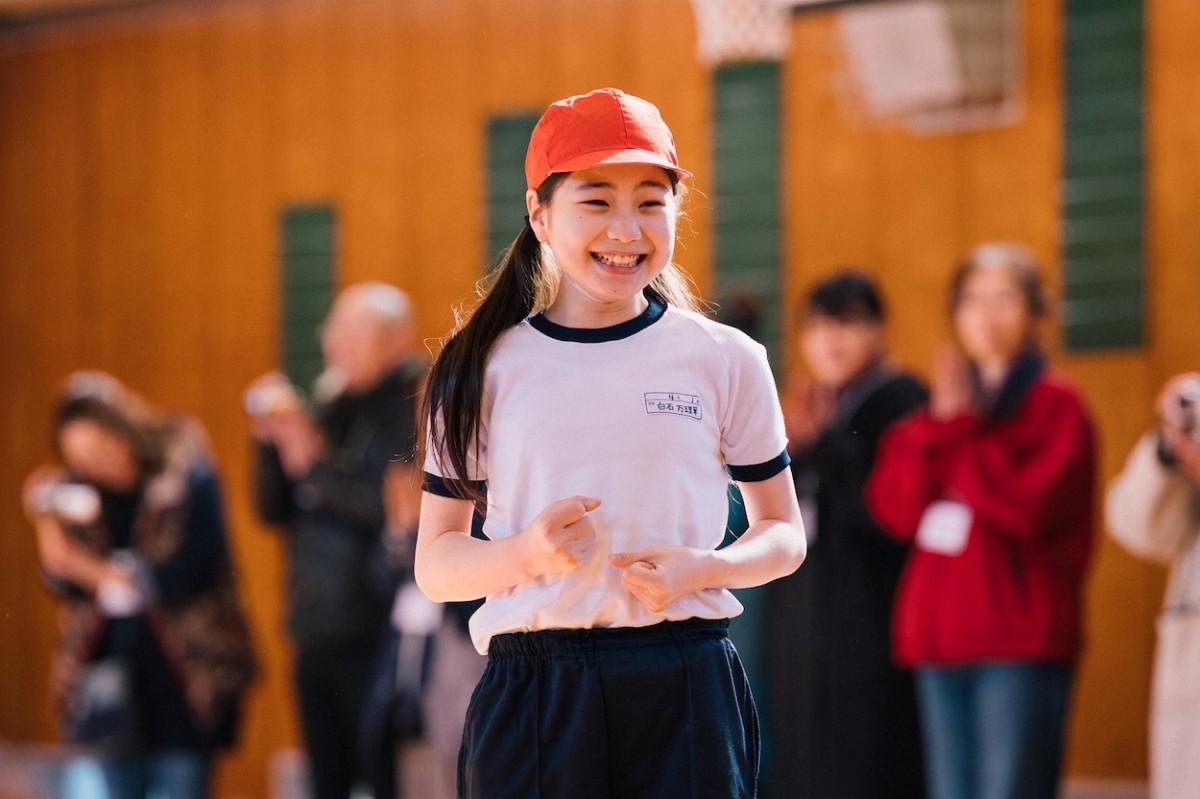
[689,0,793,67]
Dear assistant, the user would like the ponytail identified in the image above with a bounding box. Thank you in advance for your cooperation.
[421,177,564,501]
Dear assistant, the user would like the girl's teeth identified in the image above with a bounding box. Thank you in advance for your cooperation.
[596,254,640,267]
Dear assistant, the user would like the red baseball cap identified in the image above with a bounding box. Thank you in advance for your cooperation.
[524,88,692,191]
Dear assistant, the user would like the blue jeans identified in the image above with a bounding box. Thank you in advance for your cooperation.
[60,751,212,799]
[915,663,1073,799]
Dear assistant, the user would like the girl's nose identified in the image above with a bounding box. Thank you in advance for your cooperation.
[607,214,642,243]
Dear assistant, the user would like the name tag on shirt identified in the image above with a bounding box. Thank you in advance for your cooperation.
[915,500,973,556]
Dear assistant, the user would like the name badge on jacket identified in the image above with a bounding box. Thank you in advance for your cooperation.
[915,500,973,556]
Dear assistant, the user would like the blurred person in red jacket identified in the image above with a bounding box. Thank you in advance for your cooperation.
[865,242,1097,799]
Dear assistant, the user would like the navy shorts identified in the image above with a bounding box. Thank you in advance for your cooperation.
[457,618,759,799]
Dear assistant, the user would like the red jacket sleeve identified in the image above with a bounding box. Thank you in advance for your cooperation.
[947,387,1095,543]
[866,411,976,543]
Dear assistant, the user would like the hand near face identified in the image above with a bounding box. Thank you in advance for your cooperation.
[930,345,973,421]
[1161,426,1200,483]
[22,464,66,521]
[22,478,128,593]
[244,372,325,477]
[782,377,835,450]
[243,372,305,441]
[1157,372,1200,429]
[1158,372,1200,483]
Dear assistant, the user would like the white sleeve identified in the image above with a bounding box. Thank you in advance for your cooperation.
[720,337,789,480]
[422,412,487,483]
[1106,431,1200,564]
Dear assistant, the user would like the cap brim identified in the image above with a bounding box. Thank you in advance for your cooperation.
[541,148,692,186]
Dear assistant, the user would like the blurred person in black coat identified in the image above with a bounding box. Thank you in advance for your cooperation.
[761,271,927,799]
[246,282,426,799]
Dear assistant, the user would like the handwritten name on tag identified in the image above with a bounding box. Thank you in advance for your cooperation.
[644,392,703,420]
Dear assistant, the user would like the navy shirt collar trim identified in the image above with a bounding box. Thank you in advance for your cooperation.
[528,294,667,343]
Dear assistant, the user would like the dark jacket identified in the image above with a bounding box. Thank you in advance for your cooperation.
[866,356,1097,666]
[254,361,424,647]
[50,416,257,749]
[762,367,928,799]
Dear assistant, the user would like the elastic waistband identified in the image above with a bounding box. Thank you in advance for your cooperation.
[489,618,729,659]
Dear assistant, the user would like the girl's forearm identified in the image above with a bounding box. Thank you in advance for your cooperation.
[415,529,533,602]
[417,493,600,602]
[704,518,806,590]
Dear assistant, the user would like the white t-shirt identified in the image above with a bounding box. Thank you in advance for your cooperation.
[424,296,790,653]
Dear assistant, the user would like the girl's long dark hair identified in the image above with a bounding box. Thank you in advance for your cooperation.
[421,171,697,502]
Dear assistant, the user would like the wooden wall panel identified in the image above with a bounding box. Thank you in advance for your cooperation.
[407,0,485,336]
[624,0,713,298]
[1148,0,1200,374]
[335,1,406,290]
[2,0,1194,792]
[785,15,963,372]
[0,42,64,744]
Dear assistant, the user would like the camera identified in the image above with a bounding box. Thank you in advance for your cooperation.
[32,482,101,525]
[1176,378,1200,441]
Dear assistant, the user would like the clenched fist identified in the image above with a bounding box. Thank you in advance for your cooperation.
[518,496,602,579]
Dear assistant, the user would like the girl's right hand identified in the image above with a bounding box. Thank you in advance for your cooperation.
[517,496,602,579]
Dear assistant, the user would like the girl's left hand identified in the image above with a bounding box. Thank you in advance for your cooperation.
[609,547,709,612]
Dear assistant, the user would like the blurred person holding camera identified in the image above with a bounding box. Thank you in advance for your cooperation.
[22,371,257,799]
[866,243,1097,799]
[762,270,928,799]
[1107,373,1200,799]
[246,282,433,799]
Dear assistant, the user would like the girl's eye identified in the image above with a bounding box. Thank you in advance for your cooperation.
[581,199,609,207]
[641,200,666,208]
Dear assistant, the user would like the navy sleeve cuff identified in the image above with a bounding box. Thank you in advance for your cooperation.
[728,449,791,483]
[422,471,487,499]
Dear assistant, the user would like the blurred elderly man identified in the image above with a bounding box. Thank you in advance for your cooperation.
[246,282,426,799]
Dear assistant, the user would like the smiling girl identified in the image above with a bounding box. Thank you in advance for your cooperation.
[416,88,806,799]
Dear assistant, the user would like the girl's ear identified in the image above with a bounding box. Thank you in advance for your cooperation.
[526,189,549,244]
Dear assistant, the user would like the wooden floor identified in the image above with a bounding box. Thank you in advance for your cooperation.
[1064,778,1151,799]
[0,741,1153,799]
